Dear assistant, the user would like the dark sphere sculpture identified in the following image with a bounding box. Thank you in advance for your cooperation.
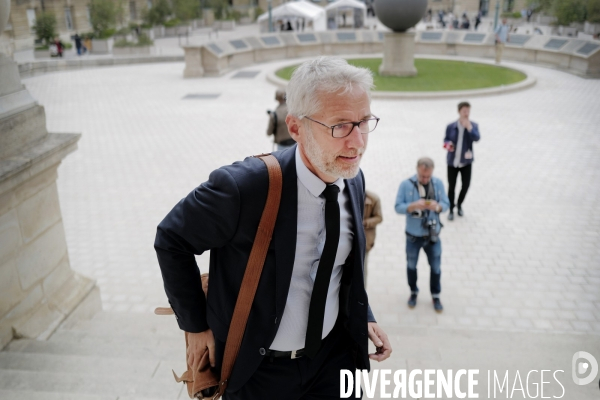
[373,0,428,32]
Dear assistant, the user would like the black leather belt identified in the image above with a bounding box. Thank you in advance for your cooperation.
[265,348,305,359]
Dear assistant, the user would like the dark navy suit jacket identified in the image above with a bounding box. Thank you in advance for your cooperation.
[444,121,481,166]
[154,146,375,392]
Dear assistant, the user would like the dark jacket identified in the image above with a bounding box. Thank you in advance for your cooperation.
[444,121,481,166]
[154,146,374,393]
[267,103,293,145]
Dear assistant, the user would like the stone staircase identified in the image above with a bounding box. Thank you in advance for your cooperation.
[0,305,188,400]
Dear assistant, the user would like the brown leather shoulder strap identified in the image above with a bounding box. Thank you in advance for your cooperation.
[218,153,282,395]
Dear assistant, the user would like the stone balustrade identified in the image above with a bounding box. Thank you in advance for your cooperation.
[183,29,600,78]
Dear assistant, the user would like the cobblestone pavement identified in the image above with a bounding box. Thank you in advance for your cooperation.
[21,56,600,336]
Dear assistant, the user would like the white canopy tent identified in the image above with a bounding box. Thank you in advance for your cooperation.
[324,0,367,29]
[257,1,327,33]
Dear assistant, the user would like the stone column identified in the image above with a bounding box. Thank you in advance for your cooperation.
[0,0,99,350]
[379,31,417,77]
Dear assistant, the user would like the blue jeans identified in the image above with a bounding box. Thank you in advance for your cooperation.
[406,234,442,296]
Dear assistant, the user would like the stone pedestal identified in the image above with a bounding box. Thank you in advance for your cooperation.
[183,47,204,78]
[379,31,417,77]
[0,52,99,350]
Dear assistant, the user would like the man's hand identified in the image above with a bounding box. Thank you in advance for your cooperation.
[187,329,216,371]
[460,118,473,131]
[409,199,427,212]
[368,322,392,362]
[425,200,440,212]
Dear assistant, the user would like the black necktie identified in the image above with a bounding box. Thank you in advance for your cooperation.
[305,184,340,359]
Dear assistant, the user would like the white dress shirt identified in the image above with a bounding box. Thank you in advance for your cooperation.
[269,147,354,351]
[454,120,466,168]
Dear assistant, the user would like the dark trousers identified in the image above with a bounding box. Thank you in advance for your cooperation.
[406,235,442,295]
[224,324,360,400]
[447,164,472,212]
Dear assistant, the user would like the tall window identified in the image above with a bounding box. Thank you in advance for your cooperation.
[65,7,74,30]
[26,9,37,30]
[147,0,153,8]
[479,0,489,15]
[129,1,137,20]
[503,0,514,12]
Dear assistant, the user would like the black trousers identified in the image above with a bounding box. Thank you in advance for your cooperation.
[447,164,472,212]
[225,324,360,400]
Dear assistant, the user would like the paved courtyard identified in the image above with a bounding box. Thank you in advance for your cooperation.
[15,54,600,398]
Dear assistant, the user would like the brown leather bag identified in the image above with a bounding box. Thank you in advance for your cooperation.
[155,154,283,399]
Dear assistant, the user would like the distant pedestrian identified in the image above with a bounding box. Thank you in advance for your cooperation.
[363,190,383,286]
[474,11,482,31]
[494,18,510,63]
[527,8,533,22]
[461,15,470,30]
[266,89,294,150]
[74,33,82,55]
[395,157,449,312]
[443,102,480,221]
[83,37,91,54]
[54,37,64,57]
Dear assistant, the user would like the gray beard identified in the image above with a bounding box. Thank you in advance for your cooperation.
[303,127,362,180]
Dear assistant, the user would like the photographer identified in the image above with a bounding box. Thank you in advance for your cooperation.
[266,89,295,150]
[395,157,449,312]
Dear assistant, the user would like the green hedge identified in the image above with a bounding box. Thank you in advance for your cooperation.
[113,33,154,47]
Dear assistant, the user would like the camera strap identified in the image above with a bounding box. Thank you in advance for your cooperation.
[272,111,278,136]
[411,179,435,201]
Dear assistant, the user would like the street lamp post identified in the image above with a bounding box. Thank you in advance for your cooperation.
[268,0,273,32]
[493,0,500,30]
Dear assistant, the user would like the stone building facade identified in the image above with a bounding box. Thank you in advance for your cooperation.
[2,0,149,51]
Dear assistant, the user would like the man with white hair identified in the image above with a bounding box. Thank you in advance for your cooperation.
[155,56,392,399]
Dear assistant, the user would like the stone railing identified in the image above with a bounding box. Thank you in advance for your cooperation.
[182,30,600,78]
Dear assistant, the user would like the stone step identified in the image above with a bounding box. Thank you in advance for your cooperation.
[64,318,182,339]
[0,352,158,378]
[88,311,173,325]
[49,329,184,352]
[0,389,115,400]
[0,369,184,399]
[4,338,183,362]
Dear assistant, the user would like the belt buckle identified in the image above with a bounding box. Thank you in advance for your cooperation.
[291,350,301,359]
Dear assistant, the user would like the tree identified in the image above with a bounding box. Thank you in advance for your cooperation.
[173,0,201,21]
[143,0,172,26]
[33,12,57,44]
[529,0,600,24]
[208,0,229,20]
[588,0,600,22]
[553,0,587,25]
[89,0,117,36]
[527,0,553,13]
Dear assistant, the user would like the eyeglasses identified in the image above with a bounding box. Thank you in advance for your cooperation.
[302,115,380,138]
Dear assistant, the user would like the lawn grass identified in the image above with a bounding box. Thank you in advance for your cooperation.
[275,58,527,92]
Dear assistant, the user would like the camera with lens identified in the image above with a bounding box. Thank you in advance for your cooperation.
[423,214,439,244]
[266,110,273,115]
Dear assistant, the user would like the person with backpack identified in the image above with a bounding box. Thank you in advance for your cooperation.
[395,157,449,312]
[266,89,295,150]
